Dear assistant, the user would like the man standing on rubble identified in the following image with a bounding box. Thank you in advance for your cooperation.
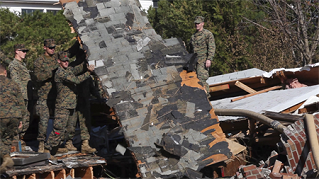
[8,44,31,141]
[0,63,24,173]
[70,48,99,154]
[33,39,59,153]
[44,51,95,154]
[189,16,215,98]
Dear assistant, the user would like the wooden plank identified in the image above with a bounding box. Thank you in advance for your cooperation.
[263,111,304,122]
[231,86,282,102]
[235,81,256,94]
[209,84,230,92]
[225,139,246,156]
[281,101,305,114]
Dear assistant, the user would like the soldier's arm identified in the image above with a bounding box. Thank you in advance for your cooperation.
[33,57,54,82]
[207,32,216,61]
[71,62,85,75]
[62,69,91,85]
[9,64,26,98]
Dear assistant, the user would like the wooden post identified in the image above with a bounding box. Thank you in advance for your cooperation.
[55,169,66,179]
[74,167,93,179]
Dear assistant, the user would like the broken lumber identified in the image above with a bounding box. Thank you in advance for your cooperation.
[231,86,282,102]
[209,84,229,92]
[235,81,256,94]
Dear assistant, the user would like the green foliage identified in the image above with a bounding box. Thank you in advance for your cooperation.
[0,9,76,69]
[148,0,256,75]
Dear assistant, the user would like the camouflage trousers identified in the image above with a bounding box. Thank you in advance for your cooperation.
[19,100,30,138]
[196,60,210,95]
[77,105,91,141]
[45,108,77,150]
[36,99,55,142]
[0,118,19,157]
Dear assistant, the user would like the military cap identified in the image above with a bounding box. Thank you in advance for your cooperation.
[14,44,29,52]
[44,39,56,48]
[58,51,69,62]
[194,16,205,23]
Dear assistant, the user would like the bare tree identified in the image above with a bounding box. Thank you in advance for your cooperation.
[252,0,319,65]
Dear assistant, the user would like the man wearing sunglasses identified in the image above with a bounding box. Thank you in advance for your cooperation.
[8,44,31,140]
[189,16,215,98]
[33,39,59,153]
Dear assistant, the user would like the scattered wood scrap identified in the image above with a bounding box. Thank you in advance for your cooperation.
[209,84,229,92]
[231,86,282,102]
[235,81,256,94]
[6,153,106,178]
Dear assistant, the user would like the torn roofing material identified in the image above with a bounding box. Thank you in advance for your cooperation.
[60,0,232,178]
[262,62,319,78]
[211,85,319,121]
[207,68,266,86]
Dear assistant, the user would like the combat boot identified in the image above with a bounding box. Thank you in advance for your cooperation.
[65,140,77,151]
[44,149,57,161]
[56,147,68,154]
[38,141,44,153]
[0,154,14,173]
[81,140,96,154]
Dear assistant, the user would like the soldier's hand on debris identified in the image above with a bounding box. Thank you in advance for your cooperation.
[205,60,211,68]
[87,64,95,72]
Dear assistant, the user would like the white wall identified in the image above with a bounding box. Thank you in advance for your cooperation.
[0,0,153,14]
[140,0,153,11]
[0,1,61,14]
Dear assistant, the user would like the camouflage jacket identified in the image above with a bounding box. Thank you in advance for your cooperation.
[55,63,91,109]
[0,76,25,118]
[189,28,216,63]
[33,54,59,100]
[0,51,12,66]
[8,58,31,100]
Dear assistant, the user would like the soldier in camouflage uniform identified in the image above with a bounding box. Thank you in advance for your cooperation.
[189,16,216,98]
[33,39,59,153]
[44,51,95,154]
[0,51,12,66]
[70,49,99,154]
[8,44,31,139]
[0,64,24,173]
[76,77,101,153]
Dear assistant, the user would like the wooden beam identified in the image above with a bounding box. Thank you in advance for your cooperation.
[235,81,256,94]
[231,86,282,102]
[209,84,230,92]
[281,101,305,114]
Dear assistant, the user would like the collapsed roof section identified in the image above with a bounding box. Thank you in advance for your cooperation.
[59,0,232,178]
[208,64,319,121]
